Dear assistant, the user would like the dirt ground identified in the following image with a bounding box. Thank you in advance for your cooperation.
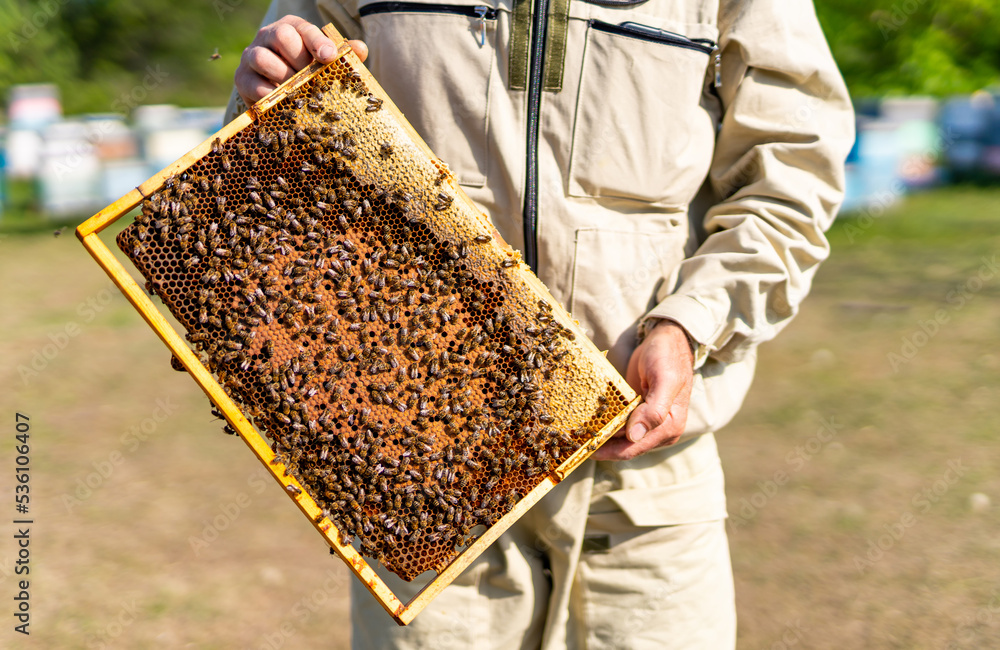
[2,187,998,648]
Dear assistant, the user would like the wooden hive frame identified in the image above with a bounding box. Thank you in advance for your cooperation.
[77,24,639,625]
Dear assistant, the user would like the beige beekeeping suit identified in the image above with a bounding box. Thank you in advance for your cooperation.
[227,0,854,646]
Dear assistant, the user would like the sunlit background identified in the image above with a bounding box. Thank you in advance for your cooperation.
[1,0,999,647]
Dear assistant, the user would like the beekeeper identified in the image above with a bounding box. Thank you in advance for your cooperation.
[227,0,854,646]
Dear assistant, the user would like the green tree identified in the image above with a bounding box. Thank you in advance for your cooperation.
[1,0,268,115]
[816,0,1000,96]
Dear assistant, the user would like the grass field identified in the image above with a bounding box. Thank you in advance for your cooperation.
[1,186,998,648]
[725,187,1000,649]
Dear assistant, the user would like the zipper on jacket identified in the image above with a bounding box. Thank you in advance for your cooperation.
[360,2,498,19]
[591,20,716,54]
[579,0,648,6]
[711,45,722,88]
[591,20,721,88]
[473,5,489,45]
[360,2,498,50]
[522,0,550,273]
[359,3,498,50]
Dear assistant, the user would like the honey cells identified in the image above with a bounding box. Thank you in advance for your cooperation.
[117,56,631,581]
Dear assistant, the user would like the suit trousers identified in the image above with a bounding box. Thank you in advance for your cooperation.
[350,492,735,649]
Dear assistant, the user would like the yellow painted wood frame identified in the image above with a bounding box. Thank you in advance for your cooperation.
[77,24,640,625]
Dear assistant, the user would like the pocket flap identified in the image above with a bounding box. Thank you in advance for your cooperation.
[605,462,727,526]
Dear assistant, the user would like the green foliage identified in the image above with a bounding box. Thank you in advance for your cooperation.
[816,0,1000,96]
[1,0,269,115]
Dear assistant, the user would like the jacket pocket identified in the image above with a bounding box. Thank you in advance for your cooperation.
[359,1,497,187]
[568,19,718,207]
[569,227,686,374]
[591,433,727,527]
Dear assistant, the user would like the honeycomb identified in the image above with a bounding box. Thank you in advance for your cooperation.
[113,52,634,581]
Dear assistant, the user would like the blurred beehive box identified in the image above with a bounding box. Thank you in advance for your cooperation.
[77,24,638,624]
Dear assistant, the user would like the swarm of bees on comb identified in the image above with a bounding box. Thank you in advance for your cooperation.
[115,53,634,582]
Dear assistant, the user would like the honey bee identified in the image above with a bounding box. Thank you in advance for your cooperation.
[434,193,453,211]
[206,174,223,194]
